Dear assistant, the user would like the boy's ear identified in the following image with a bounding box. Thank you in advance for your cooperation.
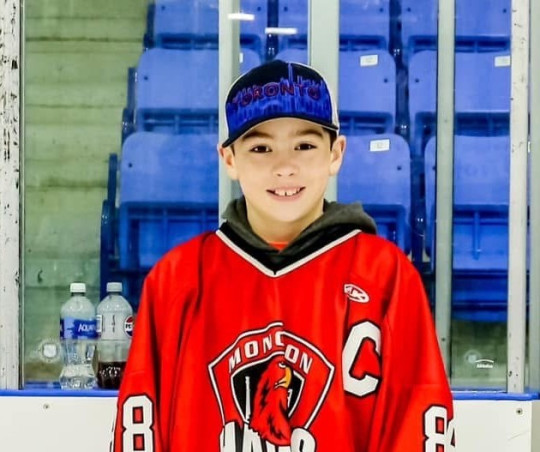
[217,144,239,180]
[329,135,346,176]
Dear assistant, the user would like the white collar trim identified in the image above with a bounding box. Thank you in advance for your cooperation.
[215,229,361,278]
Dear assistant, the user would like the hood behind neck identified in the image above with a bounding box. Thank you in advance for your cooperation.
[221,197,377,255]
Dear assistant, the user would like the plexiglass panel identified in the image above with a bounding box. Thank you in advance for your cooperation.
[434,2,511,389]
[23,0,149,385]
[335,0,512,389]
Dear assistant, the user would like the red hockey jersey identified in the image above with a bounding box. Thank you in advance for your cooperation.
[112,226,454,452]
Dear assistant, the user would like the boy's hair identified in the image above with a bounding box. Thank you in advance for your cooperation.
[223,60,340,148]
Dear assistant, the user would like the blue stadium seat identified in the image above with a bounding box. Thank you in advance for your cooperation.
[134,48,260,134]
[119,132,219,270]
[408,50,510,156]
[401,0,510,62]
[152,0,267,54]
[276,48,396,134]
[338,134,411,252]
[278,0,390,50]
[424,135,510,321]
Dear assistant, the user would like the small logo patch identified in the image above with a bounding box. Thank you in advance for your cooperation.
[344,284,370,303]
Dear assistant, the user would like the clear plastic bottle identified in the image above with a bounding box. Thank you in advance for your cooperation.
[59,282,97,389]
[96,282,134,389]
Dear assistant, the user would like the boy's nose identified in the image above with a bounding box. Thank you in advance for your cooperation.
[273,156,298,177]
[274,164,297,177]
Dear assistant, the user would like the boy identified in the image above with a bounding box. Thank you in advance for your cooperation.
[113,60,454,451]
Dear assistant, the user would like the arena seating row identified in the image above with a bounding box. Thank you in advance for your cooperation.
[147,0,391,54]
[101,0,514,322]
[145,0,511,59]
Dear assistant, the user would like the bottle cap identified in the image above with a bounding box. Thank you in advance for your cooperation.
[106,282,123,293]
[70,282,86,294]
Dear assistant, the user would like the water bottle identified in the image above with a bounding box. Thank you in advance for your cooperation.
[59,282,97,389]
[96,282,134,389]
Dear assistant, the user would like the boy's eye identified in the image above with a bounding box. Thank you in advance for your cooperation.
[295,143,316,151]
[250,145,271,153]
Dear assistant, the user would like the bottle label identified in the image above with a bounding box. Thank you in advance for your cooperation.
[124,316,134,337]
[60,318,97,339]
[99,313,133,340]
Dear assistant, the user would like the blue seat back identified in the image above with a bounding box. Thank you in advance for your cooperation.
[135,48,260,133]
[276,48,396,134]
[153,0,267,52]
[119,132,219,269]
[340,0,390,50]
[424,135,510,271]
[120,132,218,203]
[401,0,510,61]
[338,134,411,252]
[279,0,390,50]
[409,51,510,155]
[339,50,396,134]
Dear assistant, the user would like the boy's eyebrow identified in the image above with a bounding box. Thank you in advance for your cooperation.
[294,127,325,138]
[238,130,273,142]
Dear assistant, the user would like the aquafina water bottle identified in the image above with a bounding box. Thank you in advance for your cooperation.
[96,282,134,389]
[59,282,97,389]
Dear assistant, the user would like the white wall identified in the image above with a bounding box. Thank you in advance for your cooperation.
[0,397,539,451]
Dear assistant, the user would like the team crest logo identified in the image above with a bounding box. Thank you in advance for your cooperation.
[208,322,334,451]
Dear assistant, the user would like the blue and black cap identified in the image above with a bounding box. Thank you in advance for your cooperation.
[222,59,340,147]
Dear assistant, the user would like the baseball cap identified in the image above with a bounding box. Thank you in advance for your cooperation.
[222,59,339,147]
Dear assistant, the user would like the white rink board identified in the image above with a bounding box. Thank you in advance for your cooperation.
[0,397,540,451]
[454,400,536,451]
[0,396,117,452]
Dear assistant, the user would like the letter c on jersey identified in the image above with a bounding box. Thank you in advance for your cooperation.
[342,321,381,398]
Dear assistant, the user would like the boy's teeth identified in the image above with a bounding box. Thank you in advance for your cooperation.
[274,188,300,197]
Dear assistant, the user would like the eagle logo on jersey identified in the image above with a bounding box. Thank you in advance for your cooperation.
[208,322,334,452]
[249,357,292,445]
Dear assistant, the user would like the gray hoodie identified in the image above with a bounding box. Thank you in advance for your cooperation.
[219,197,377,271]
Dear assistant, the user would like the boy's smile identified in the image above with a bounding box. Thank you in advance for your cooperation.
[267,187,304,199]
[219,117,346,244]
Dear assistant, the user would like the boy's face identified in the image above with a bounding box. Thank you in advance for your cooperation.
[218,117,346,243]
